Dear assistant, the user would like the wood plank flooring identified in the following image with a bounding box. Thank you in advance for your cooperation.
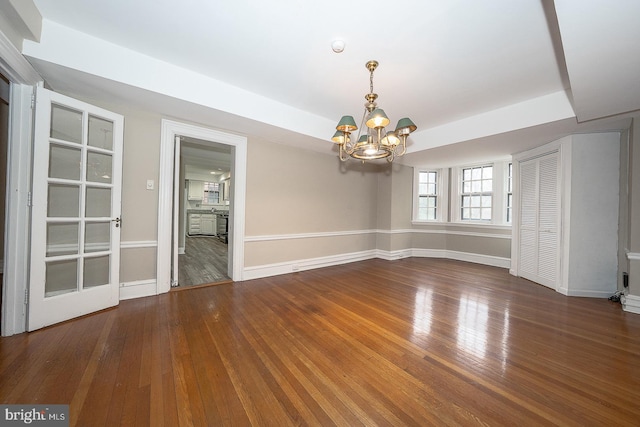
[2,258,640,426]
[178,236,229,287]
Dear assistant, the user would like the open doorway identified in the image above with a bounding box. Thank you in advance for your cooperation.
[157,119,246,295]
[176,137,232,287]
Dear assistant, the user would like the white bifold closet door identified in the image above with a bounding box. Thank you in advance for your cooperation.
[518,151,560,289]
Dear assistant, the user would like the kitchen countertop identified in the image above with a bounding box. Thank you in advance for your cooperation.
[187,209,229,215]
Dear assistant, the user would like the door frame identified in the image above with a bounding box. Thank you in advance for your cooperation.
[0,26,41,336]
[157,119,247,294]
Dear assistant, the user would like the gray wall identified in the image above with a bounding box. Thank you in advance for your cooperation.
[63,96,518,287]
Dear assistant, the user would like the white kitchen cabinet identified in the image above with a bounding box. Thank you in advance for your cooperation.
[188,212,216,235]
[188,180,204,201]
[200,214,216,235]
[188,213,201,235]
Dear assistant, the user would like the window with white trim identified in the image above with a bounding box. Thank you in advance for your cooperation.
[461,165,493,221]
[203,181,220,204]
[413,168,448,222]
[449,160,511,225]
[417,171,437,220]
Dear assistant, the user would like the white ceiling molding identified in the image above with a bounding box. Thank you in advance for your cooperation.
[408,90,576,153]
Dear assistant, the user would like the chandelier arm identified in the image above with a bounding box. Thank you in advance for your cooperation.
[396,136,407,157]
[338,143,349,162]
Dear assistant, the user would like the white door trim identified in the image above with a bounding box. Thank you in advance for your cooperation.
[157,120,247,294]
[1,84,34,336]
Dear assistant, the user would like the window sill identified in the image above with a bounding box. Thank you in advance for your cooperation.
[412,220,511,230]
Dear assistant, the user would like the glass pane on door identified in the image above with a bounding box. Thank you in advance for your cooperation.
[45,258,78,297]
[85,222,110,253]
[49,144,81,180]
[47,184,80,217]
[50,104,82,143]
[86,152,113,183]
[88,115,114,150]
[83,255,110,289]
[46,222,79,256]
[85,187,111,217]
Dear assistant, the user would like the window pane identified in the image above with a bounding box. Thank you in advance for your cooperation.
[463,169,471,180]
[50,104,82,144]
[472,181,481,192]
[45,258,78,297]
[471,195,480,207]
[427,208,436,220]
[48,184,80,218]
[427,183,436,194]
[482,195,492,207]
[472,167,482,180]
[481,207,492,219]
[482,179,493,192]
[86,152,113,183]
[419,183,428,194]
[49,144,81,180]
[483,167,493,179]
[86,187,111,217]
[88,115,114,150]
[85,222,110,253]
[471,208,481,219]
[83,255,110,289]
[46,222,79,256]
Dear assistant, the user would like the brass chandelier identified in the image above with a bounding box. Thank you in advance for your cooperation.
[332,60,417,162]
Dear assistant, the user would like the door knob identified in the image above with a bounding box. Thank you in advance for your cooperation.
[112,217,122,228]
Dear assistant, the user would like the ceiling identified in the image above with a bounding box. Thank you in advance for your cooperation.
[18,0,640,167]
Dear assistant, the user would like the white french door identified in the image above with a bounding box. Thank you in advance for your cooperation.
[28,87,124,331]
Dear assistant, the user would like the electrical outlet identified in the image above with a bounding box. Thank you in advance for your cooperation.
[146,179,155,190]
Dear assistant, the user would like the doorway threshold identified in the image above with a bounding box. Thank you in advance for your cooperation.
[170,279,233,292]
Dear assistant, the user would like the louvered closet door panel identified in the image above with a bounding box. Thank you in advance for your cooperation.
[519,160,538,279]
[517,151,560,289]
[537,153,559,285]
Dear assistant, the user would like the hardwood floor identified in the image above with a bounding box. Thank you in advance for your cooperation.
[1,258,639,426]
[178,236,229,287]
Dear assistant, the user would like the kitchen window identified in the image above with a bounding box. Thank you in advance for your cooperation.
[203,182,220,204]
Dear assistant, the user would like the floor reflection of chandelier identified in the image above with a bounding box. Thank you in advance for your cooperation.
[332,60,417,163]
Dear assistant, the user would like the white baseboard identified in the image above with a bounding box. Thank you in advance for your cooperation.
[242,248,510,281]
[557,286,617,299]
[243,250,378,281]
[119,279,157,300]
[621,293,640,315]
